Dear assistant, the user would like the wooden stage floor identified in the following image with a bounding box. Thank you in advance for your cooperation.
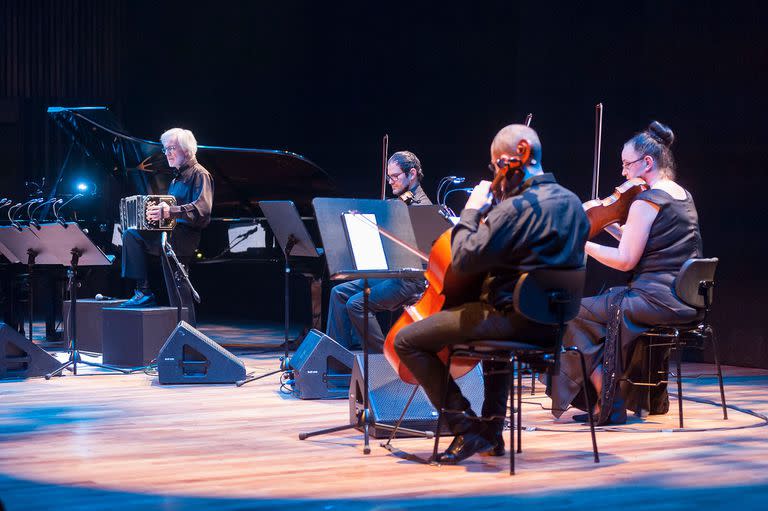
[1,350,768,511]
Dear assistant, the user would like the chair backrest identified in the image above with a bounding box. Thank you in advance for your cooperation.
[512,267,586,325]
[674,258,718,309]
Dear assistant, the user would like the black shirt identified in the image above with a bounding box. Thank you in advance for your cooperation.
[632,188,703,275]
[451,173,589,310]
[168,157,214,230]
[407,184,431,205]
[394,184,431,205]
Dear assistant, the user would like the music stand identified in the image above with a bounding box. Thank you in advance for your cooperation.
[37,222,132,378]
[407,205,453,260]
[0,225,60,344]
[298,198,429,454]
[235,200,321,387]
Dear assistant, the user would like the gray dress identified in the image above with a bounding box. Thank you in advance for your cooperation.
[549,188,704,424]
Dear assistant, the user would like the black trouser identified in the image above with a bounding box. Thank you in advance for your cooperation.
[393,301,554,435]
[326,277,425,353]
[121,224,201,325]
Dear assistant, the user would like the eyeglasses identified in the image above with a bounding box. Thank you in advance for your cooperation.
[386,172,405,183]
[621,156,645,169]
[162,145,179,154]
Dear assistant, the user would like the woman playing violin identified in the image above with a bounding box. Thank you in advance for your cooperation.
[549,121,704,425]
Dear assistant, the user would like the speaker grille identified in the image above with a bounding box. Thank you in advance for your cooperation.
[349,354,485,438]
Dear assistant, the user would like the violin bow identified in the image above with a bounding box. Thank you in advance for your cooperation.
[524,113,533,127]
[591,103,603,201]
[380,134,389,200]
[347,210,429,262]
[591,102,622,241]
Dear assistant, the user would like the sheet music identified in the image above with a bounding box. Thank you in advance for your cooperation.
[342,213,388,271]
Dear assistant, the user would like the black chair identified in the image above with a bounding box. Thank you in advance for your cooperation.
[628,257,727,428]
[433,267,599,474]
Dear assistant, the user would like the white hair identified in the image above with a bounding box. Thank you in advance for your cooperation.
[160,128,198,158]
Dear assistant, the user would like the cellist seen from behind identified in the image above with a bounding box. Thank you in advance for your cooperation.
[394,124,590,464]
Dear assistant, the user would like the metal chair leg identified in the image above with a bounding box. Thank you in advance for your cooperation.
[708,327,728,420]
[516,357,522,454]
[674,335,684,428]
[645,337,652,413]
[573,348,599,463]
[509,357,516,475]
[432,350,454,463]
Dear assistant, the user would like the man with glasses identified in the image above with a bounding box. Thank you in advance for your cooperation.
[119,128,213,325]
[393,125,589,463]
[325,150,431,353]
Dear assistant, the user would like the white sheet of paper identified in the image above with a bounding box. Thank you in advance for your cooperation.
[342,213,388,270]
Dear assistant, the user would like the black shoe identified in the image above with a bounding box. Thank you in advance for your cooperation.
[118,290,157,308]
[573,413,591,423]
[573,411,625,425]
[480,432,505,457]
[437,428,496,464]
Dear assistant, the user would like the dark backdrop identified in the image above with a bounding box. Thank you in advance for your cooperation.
[2,1,766,366]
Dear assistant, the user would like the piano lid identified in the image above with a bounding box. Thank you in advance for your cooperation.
[47,106,336,217]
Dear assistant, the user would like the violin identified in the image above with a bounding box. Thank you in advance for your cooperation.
[582,178,648,239]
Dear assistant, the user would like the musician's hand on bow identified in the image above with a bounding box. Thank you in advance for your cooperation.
[146,201,170,221]
[464,180,493,212]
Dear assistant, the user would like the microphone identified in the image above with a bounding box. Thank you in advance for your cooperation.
[95,293,115,300]
[443,188,474,202]
[450,176,466,184]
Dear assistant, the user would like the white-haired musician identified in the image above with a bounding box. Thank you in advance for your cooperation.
[119,128,214,325]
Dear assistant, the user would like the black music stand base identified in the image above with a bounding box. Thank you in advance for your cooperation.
[44,350,137,379]
[45,250,134,379]
[297,278,431,455]
[236,236,297,387]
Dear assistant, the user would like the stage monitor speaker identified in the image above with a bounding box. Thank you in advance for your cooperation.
[0,322,61,379]
[157,321,246,384]
[289,329,354,399]
[348,353,485,438]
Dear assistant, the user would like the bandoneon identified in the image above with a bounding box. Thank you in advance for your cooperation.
[120,195,177,231]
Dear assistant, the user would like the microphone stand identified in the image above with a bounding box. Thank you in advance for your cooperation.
[161,232,200,324]
[236,234,298,387]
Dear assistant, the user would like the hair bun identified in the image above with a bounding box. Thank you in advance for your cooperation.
[647,121,674,147]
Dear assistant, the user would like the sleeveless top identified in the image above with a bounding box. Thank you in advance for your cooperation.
[632,188,703,275]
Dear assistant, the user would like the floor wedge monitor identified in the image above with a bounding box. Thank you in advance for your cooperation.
[289,329,354,399]
[157,321,245,384]
[1,322,62,379]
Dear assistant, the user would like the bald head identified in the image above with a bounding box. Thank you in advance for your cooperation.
[491,124,543,171]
